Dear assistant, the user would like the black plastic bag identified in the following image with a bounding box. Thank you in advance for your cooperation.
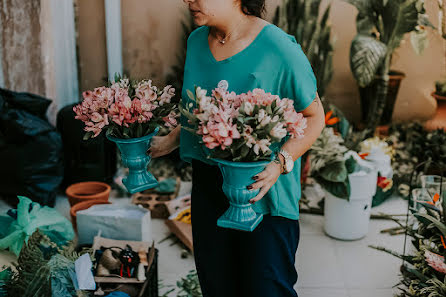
[56,103,117,188]
[0,88,63,206]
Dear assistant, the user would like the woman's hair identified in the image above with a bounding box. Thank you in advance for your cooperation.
[240,0,266,18]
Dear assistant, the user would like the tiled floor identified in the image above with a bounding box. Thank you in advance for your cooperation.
[0,186,409,297]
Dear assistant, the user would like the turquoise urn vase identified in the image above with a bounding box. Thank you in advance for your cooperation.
[107,127,159,194]
[212,158,269,232]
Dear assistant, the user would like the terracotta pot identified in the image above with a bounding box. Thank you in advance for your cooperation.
[70,199,111,229]
[426,92,446,131]
[66,181,111,206]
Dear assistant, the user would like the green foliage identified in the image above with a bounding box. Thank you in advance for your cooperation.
[6,230,92,297]
[435,79,446,97]
[346,0,431,128]
[350,35,387,88]
[310,128,356,199]
[370,156,446,296]
[160,270,202,297]
[273,0,334,98]
[387,122,446,197]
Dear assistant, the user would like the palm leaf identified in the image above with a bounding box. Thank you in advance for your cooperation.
[414,213,446,238]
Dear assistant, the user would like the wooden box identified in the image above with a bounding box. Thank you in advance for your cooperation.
[92,236,158,297]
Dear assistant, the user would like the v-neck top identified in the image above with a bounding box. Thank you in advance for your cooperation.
[179,24,317,220]
[205,24,272,64]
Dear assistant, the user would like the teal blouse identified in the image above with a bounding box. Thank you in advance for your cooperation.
[179,24,317,220]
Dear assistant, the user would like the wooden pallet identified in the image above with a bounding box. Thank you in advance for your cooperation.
[165,195,193,252]
[131,177,181,219]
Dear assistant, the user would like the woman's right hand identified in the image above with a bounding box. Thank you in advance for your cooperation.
[146,125,181,158]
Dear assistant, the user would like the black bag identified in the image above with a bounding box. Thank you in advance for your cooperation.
[56,103,117,188]
[0,88,64,207]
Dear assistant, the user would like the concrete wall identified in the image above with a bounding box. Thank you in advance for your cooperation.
[77,0,108,91]
[0,0,45,95]
[121,0,186,86]
[74,0,446,122]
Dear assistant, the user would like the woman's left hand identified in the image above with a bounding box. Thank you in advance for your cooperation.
[248,160,282,204]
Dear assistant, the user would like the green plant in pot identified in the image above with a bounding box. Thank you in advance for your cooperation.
[432,0,446,100]
[347,0,432,129]
[309,127,357,199]
[435,78,446,99]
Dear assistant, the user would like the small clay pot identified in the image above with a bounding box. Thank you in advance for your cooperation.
[66,181,111,206]
[70,199,111,229]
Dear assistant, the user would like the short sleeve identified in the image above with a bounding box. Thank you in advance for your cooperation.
[282,39,317,112]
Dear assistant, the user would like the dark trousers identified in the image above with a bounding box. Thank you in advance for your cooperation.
[191,160,301,297]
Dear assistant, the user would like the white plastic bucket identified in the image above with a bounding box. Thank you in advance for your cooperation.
[323,170,377,240]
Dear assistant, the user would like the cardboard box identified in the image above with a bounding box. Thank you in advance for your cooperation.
[77,204,152,245]
[92,236,158,297]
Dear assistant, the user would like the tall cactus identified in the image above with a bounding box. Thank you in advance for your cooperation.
[273,0,334,99]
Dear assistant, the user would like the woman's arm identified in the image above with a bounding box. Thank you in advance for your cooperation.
[280,93,325,162]
[248,93,325,204]
[147,124,181,158]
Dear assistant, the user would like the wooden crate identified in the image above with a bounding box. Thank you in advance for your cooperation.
[92,236,158,297]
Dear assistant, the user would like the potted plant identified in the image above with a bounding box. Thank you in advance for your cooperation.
[73,76,178,194]
[427,0,446,131]
[433,0,446,100]
[180,86,307,231]
[310,127,378,240]
[434,79,446,100]
[347,0,432,129]
[371,166,446,296]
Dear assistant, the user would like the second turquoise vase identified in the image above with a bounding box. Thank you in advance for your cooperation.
[107,127,159,194]
[212,158,269,232]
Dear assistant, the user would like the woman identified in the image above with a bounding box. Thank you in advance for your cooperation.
[148,0,325,296]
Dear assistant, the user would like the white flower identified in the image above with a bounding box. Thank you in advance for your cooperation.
[243,101,254,115]
[253,139,271,155]
[257,109,271,127]
[196,87,207,99]
[258,109,265,121]
[270,123,287,139]
[260,115,272,127]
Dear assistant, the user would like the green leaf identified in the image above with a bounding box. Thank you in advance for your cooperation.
[345,156,357,174]
[350,34,387,87]
[187,89,195,101]
[241,145,249,158]
[136,122,143,138]
[410,29,428,56]
[413,213,446,238]
[320,161,348,182]
[317,177,350,199]
[83,131,93,141]
[382,0,421,51]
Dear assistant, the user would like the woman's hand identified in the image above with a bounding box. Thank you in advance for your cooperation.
[247,158,283,204]
[146,126,181,158]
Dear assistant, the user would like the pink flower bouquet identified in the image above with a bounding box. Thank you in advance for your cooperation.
[180,86,307,162]
[73,77,179,194]
[180,86,308,231]
[73,77,178,140]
